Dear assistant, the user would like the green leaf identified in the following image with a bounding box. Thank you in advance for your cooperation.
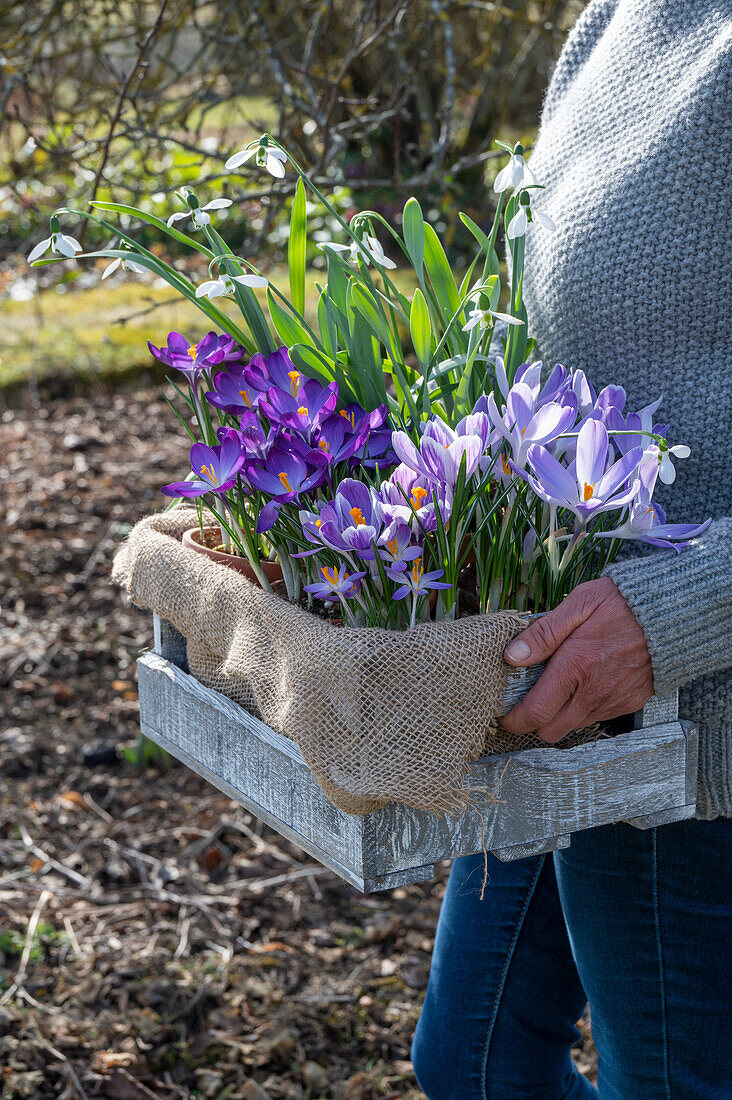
[423,223,462,321]
[402,197,425,275]
[317,289,338,360]
[89,200,214,256]
[410,288,432,370]
[350,281,396,356]
[324,248,350,314]
[267,288,314,347]
[288,177,307,316]
[290,344,337,388]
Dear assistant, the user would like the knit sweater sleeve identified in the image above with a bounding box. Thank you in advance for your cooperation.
[604,517,732,696]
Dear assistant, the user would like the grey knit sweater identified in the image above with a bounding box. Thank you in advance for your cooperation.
[522,0,732,818]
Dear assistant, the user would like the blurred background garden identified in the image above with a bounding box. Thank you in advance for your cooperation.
[1,4,598,1099]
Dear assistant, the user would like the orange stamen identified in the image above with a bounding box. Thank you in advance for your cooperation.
[340,410,355,427]
[238,389,251,407]
[411,486,428,508]
[350,507,366,526]
[200,463,218,486]
[411,558,424,585]
[319,440,329,452]
[387,537,398,555]
[187,344,198,360]
[583,482,594,501]
[501,453,511,476]
[278,472,292,491]
[297,405,309,416]
[288,369,301,396]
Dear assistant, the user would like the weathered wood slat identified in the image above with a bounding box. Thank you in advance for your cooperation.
[137,621,698,893]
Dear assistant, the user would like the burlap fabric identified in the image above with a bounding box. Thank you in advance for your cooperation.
[113,510,559,814]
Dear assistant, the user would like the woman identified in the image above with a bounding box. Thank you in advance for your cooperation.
[411,2,732,1097]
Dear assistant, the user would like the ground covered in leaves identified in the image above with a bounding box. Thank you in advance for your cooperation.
[0,387,598,1099]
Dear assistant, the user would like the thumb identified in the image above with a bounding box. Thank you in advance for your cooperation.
[504,593,590,666]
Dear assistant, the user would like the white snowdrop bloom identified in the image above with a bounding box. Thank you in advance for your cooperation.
[494,149,537,194]
[658,443,691,485]
[28,231,82,263]
[167,198,232,229]
[195,273,268,300]
[506,196,556,240]
[318,234,395,269]
[101,255,147,279]
[462,307,524,333]
[225,144,287,178]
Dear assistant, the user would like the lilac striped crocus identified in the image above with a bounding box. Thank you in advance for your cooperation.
[595,454,711,551]
[392,413,488,489]
[316,479,384,559]
[161,436,246,497]
[487,382,577,469]
[516,419,643,522]
[304,564,367,604]
[377,464,452,535]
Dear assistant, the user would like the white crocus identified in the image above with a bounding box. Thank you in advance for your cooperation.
[462,307,524,334]
[506,197,556,240]
[195,273,268,300]
[225,144,287,178]
[101,255,147,279]
[167,198,232,229]
[28,231,82,263]
[494,150,537,194]
[658,444,691,485]
[318,234,396,269]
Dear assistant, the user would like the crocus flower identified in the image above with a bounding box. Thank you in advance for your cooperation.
[352,426,399,469]
[225,142,287,177]
[310,413,368,466]
[196,273,268,300]
[377,465,452,535]
[243,347,305,396]
[28,227,82,263]
[149,331,242,383]
[487,384,577,468]
[462,307,524,334]
[516,419,643,522]
[377,520,423,570]
[386,558,452,600]
[304,564,367,603]
[260,379,338,435]
[316,479,384,559]
[392,415,486,490]
[167,198,233,228]
[493,144,536,193]
[206,368,266,414]
[244,444,327,502]
[595,455,711,551]
[161,436,246,497]
[317,234,396,269]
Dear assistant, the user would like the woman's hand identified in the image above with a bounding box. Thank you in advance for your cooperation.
[501,577,654,742]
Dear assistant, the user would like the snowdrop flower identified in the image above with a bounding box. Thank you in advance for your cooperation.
[28,217,82,263]
[462,306,524,334]
[658,442,691,485]
[101,255,147,279]
[318,233,396,270]
[506,190,556,240]
[225,141,287,178]
[494,142,537,194]
[167,198,232,229]
[195,273,268,300]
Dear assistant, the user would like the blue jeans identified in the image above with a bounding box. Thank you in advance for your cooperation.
[412,818,732,1099]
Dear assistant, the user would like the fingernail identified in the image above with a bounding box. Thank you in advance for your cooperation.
[505,639,531,662]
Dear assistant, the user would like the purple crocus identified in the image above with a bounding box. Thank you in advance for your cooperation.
[352,426,399,469]
[595,455,711,551]
[244,444,327,502]
[316,479,384,559]
[392,415,486,489]
[487,383,577,468]
[149,331,242,382]
[303,564,367,603]
[377,520,423,570]
[161,436,246,497]
[243,346,304,395]
[206,367,266,415]
[260,379,338,435]
[386,558,452,600]
[377,464,452,535]
[515,419,643,522]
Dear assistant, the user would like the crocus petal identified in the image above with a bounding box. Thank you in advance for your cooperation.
[391,431,431,479]
[161,479,210,497]
[525,445,578,505]
[256,501,281,534]
[575,419,609,490]
[596,446,644,500]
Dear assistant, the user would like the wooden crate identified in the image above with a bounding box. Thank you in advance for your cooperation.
[137,614,698,893]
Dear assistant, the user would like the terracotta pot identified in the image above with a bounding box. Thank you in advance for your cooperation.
[182,527,284,586]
